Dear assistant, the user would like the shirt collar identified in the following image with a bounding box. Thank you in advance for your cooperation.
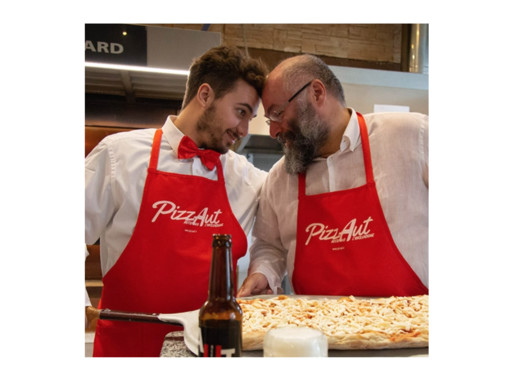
[339,108,361,153]
[162,115,185,152]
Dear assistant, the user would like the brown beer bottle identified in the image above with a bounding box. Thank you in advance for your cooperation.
[198,234,242,357]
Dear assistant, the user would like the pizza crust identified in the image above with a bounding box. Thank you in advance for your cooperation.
[239,295,428,351]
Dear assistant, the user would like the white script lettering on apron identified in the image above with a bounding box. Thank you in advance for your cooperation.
[304,216,375,245]
[151,200,224,227]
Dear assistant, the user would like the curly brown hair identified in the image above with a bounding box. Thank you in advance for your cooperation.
[181,46,268,109]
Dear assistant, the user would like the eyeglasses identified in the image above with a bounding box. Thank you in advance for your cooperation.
[265,80,312,126]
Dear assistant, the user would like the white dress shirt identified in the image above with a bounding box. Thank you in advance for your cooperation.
[85,115,268,276]
[248,109,428,293]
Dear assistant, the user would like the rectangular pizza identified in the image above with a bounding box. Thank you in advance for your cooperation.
[238,294,428,350]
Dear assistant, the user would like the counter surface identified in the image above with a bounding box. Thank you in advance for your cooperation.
[159,331,428,357]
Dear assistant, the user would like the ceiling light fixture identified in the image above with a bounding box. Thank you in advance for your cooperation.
[85,61,190,76]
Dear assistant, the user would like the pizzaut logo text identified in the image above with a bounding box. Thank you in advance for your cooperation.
[151,200,223,227]
[305,216,375,245]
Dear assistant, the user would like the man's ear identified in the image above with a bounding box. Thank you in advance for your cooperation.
[196,83,215,108]
[310,79,327,107]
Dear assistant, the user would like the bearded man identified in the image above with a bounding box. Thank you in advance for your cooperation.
[238,54,429,298]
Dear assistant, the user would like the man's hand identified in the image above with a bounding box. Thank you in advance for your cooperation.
[86,306,100,330]
[238,273,273,297]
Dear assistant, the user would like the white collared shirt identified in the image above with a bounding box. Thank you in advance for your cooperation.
[248,109,429,293]
[85,115,268,276]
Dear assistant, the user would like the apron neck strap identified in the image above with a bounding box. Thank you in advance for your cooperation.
[149,129,163,170]
[357,112,375,184]
[298,172,306,198]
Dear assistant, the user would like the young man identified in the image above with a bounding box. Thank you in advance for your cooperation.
[239,54,428,298]
[85,46,268,356]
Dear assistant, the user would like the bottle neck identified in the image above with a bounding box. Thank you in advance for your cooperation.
[208,243,235,301]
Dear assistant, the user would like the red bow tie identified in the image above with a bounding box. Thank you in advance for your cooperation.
[177,136,220,170]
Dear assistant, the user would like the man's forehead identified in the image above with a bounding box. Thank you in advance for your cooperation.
[262,76,284,108]
[224,79,256,97]
[225,80,259,110]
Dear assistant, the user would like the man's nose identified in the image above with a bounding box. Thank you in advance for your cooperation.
[236,119,249,138]
[269,122,283,139]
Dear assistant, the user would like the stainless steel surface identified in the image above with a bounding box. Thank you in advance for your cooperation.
[160,331,428,357]
[409,24,429,74]
[89,306,201,356]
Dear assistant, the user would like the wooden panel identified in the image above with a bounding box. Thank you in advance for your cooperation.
[85,244,102,280]
[155,24,404,69]
[86,245,102,331]
[85,126,133,157]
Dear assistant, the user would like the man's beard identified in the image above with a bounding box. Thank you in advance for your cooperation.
[278,102,329,174]
[196,103,230,154]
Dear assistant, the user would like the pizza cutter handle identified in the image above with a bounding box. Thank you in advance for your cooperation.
[99,308,163,323]
[87,306,182,327]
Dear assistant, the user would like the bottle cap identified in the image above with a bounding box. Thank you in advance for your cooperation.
[212,234,232,247]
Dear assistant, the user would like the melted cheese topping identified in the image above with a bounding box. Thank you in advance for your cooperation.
[238,295,428,350]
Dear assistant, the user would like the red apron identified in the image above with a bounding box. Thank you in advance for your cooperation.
[292,113,428,297]
[93,129,247,357]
